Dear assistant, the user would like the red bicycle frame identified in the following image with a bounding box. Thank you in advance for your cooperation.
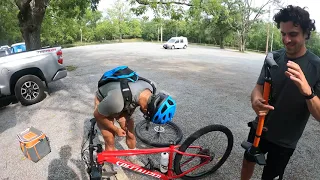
[96,144,211,180]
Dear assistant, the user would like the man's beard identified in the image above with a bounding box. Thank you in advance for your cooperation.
[285,43,303,56]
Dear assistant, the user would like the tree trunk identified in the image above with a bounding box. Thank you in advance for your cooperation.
[220,36,224,49]
[21,23,41,50]
[119,33,122,42]
[239,34,246,52]
[118,20,122,42]
[15,0,48,51]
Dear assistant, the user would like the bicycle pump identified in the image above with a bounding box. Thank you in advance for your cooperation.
[241,52,278,165]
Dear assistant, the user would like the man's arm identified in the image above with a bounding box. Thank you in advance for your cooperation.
[250,84,275,116]
[305,86,320,122]
[285,60,320,122]
[251,84,264,103]
[253,61,266,103]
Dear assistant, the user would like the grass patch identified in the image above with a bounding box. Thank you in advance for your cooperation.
[66,65,77,71]
[121,38,144,42]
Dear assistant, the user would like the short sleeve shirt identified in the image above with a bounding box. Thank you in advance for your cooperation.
[96,80,154,117]
[253,48,320,149]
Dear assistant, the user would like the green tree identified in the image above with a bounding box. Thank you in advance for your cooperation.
[14,0,100,51]
[235,0,282,52]
[246,20,269,51]
[246,21,282,52]
[78,8,103,42]
[41,5,80,46]
[0,0,22,45]
[95,20,116,41]
[269,23,283,51]
[128,19,142,38]
[204,0,240,49]
[307,31,320,57]
[131,0,282,52]
[141,20,158,41]
[107,0,132,42]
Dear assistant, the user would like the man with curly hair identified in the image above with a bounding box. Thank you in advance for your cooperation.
[241,5,320,180]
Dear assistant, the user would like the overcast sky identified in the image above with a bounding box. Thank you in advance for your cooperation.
[97,0,320,30]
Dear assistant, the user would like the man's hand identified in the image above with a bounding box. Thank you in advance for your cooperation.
[285,60,312,96]
[252,98,275,116]
[116,128,126,137]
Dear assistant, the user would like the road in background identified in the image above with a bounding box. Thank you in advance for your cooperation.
[0,42,319,180]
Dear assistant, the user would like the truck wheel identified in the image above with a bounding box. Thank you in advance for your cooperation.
[14,75,46,106]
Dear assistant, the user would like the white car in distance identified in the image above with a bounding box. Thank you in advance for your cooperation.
[163,36,188,49]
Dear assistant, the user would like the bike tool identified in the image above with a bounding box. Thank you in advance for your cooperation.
[241,52,279,165]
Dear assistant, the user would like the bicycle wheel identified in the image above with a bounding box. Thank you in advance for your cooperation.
[173,124,233,180]
[135,120,183,147]
[81,118,104,180]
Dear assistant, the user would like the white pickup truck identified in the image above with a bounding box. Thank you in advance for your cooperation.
[0,47,67,108]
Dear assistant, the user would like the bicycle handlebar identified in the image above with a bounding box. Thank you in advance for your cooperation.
[263,52,279,83]
[265,52,279,69]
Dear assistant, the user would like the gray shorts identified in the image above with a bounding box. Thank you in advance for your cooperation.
[96,89,130,118]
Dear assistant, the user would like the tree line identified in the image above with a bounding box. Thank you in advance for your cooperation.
[1,0,320,56]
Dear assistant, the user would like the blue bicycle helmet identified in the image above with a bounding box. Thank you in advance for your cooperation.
[146,92,177,124]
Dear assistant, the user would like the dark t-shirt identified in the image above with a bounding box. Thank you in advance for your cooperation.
[253,48,320,149]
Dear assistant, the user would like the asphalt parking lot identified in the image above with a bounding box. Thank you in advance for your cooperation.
[0,42,319,180]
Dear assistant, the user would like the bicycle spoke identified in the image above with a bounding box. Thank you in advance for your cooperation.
[164,132,176,137]
[136,120,183,147]
[157,133,166,142]
[174,125,233,179]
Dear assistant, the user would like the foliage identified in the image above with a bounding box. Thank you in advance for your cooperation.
[107,0,133,42]
[141,20,158,41]
[2,0,320,58]
[0,0,22,45]
[7,0,101,50]
[307,31,320,56]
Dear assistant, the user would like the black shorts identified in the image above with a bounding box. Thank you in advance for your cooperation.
[244,123,295,180]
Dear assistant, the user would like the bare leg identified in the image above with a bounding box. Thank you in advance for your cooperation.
[93,96,116,151]
[118,114,136,149]
[241,158,256,180]
[96,120,116,151]
[125,118,136,149]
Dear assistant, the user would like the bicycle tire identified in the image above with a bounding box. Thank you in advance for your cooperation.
[173,124,233,180]
[87,118,103,180]
[135,120,183,147]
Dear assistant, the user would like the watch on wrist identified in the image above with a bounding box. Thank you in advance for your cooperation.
[305,87,315,99]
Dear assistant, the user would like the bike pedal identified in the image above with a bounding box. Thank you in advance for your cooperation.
[255,154,267,165]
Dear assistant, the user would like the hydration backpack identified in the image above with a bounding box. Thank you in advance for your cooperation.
[98,66,156,113]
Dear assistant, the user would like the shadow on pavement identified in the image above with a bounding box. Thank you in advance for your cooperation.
[48,145,87,180]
